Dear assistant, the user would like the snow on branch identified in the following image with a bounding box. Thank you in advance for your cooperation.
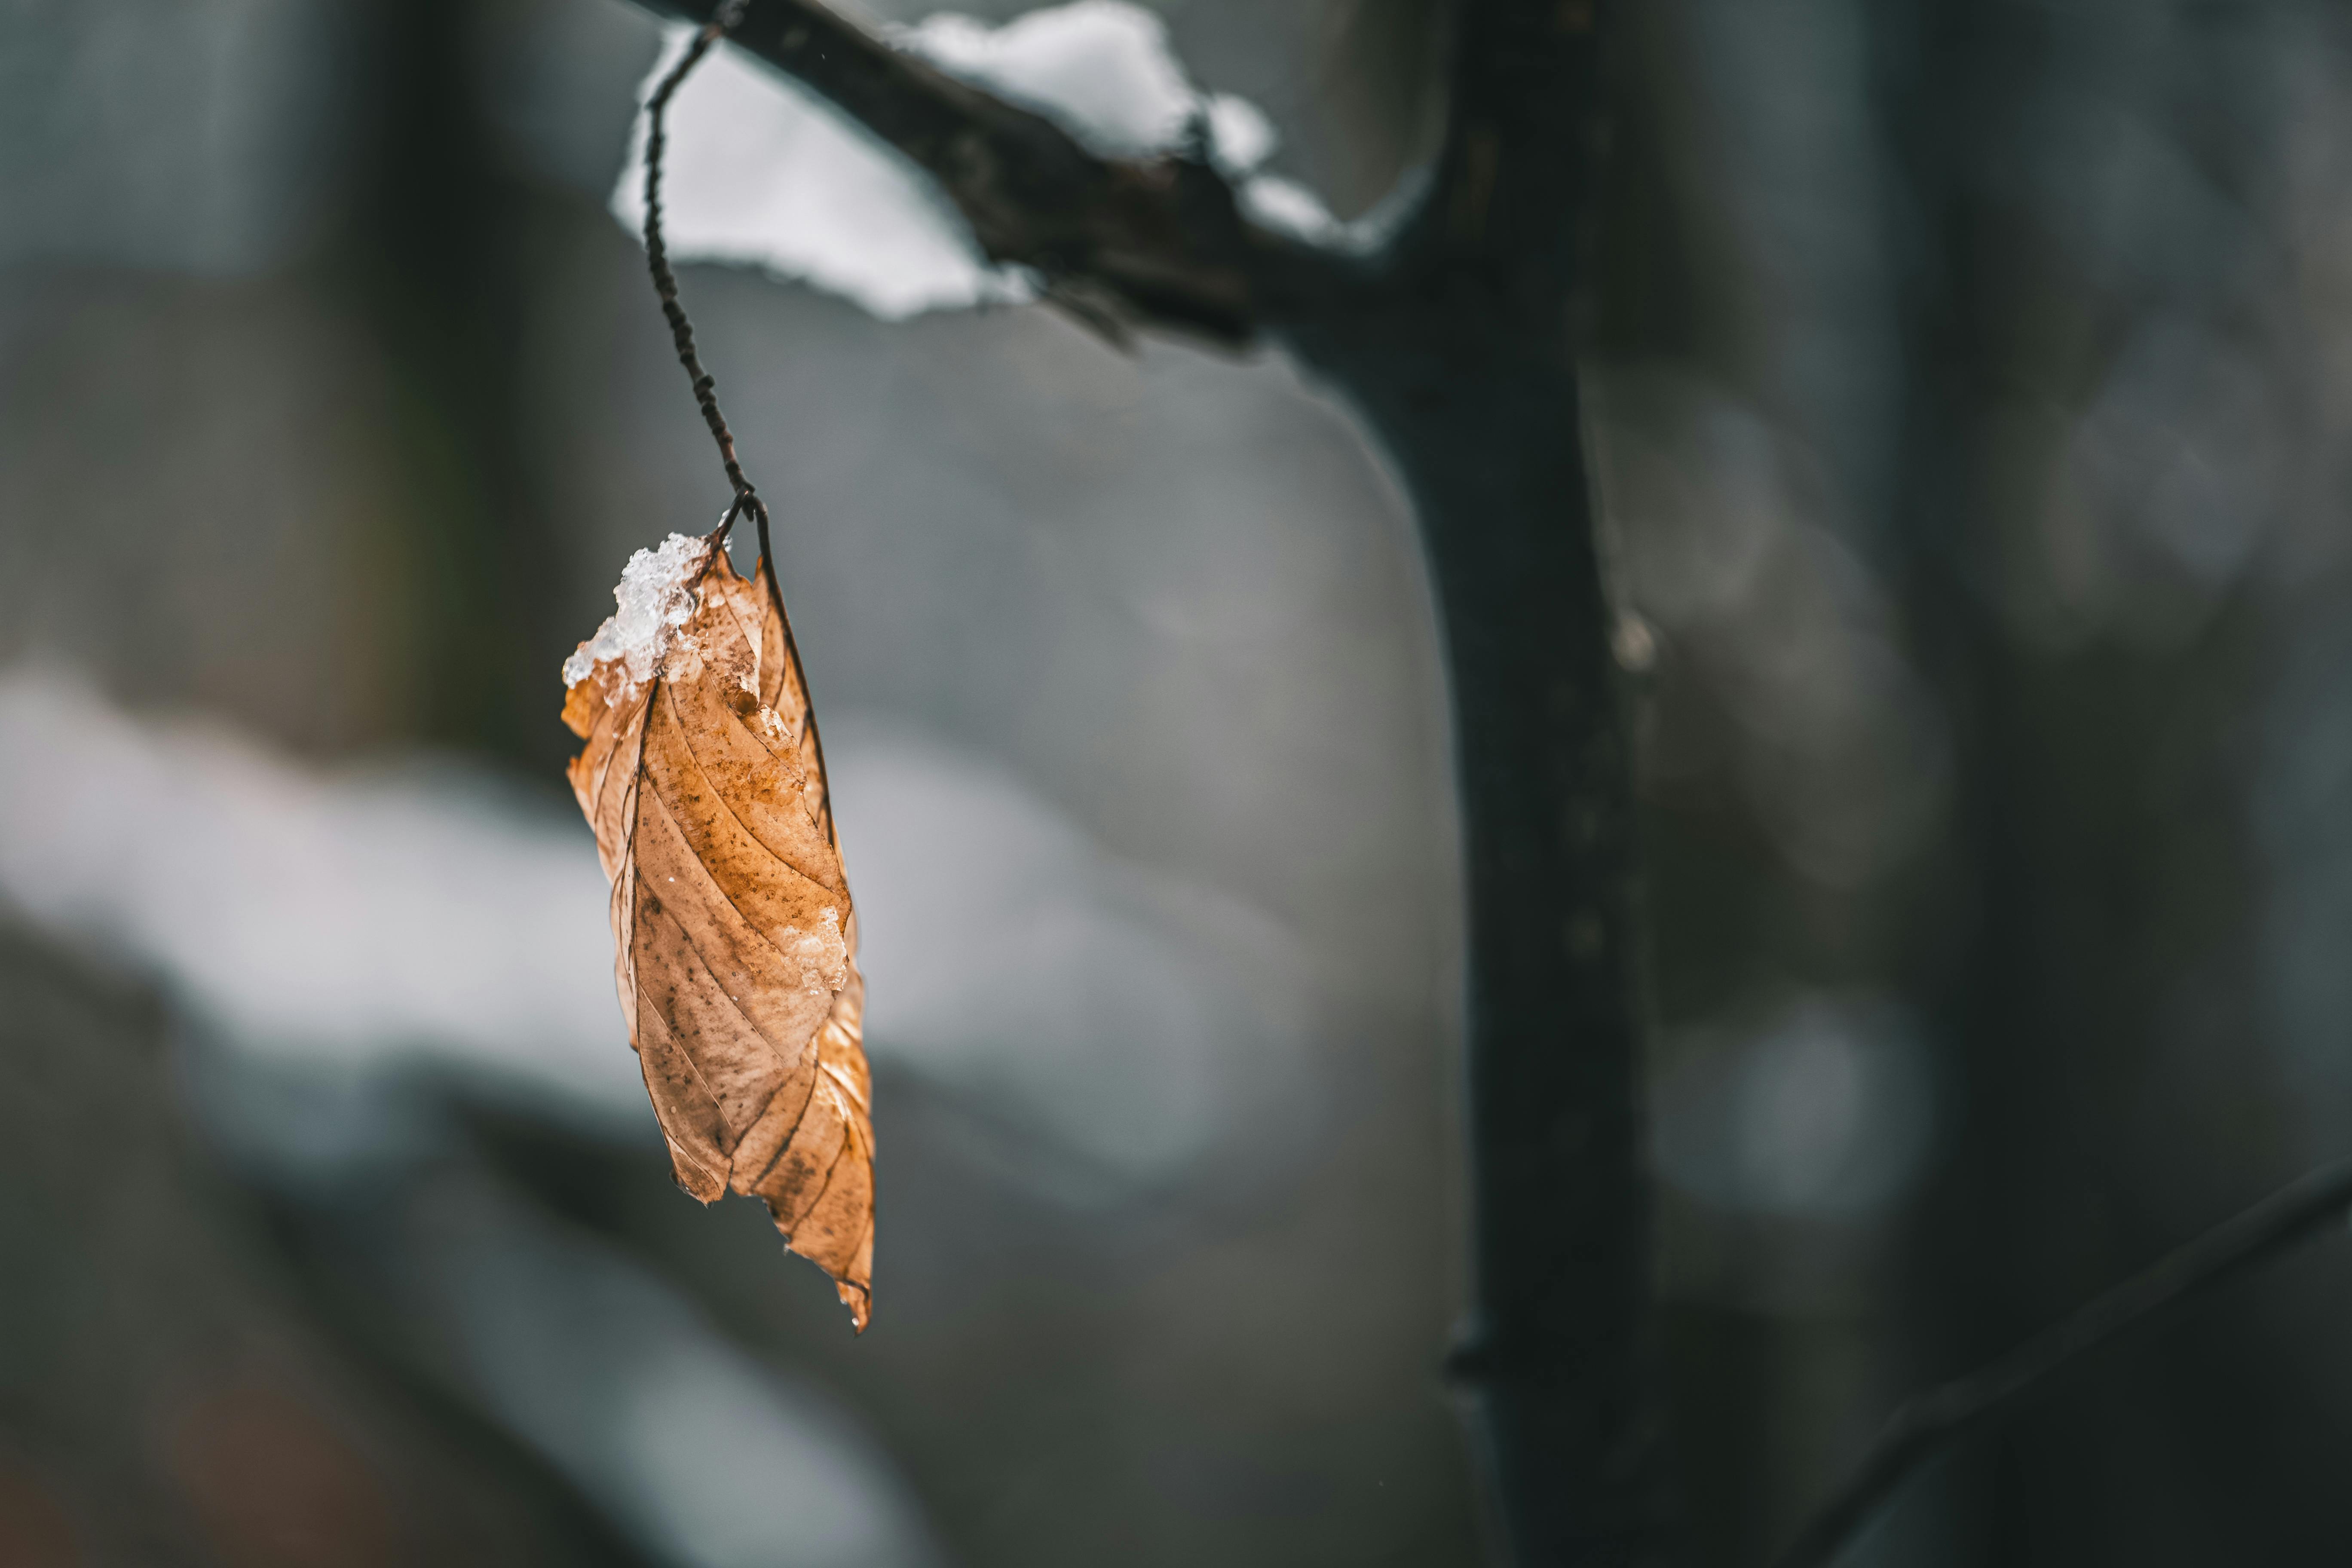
[640,0,1352,341]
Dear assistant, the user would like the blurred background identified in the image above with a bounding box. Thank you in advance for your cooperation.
[2,0,2351,1565]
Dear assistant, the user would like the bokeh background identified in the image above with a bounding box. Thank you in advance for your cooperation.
[4,0,2352,1565]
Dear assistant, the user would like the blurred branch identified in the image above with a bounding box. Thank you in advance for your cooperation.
[628,3,1666,1562]
[1773,1159,2352,1568]
[648,0,1346,343]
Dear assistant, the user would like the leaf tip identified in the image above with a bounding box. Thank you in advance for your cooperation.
[836,1279,871,1334]
[666,1140,727,1205]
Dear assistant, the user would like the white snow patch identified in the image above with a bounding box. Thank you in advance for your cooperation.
[1201,94,1277,177]
[894,1,1197,158]
[612,1,1344,321]
[611,26,1029,319]
[1239,173,1344,244]
[0,666,642,1120]
[776,907,848,998]
[562,531,711,689]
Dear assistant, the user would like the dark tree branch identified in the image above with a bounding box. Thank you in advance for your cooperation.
[1286,10,1672,1568]
[652,0,1355,341]
[634,3,1663,1562]
[1772,1158,2352,1568]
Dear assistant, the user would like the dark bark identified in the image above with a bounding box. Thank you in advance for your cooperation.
[1305,322,1665,1565]
[1282,10,1664,1542]
[644,2,1665,1562]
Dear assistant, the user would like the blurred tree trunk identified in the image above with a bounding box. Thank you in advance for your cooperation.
[337,0,573,772]
[1873,1,2352,1562]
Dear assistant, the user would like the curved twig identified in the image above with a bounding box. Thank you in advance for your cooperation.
[642,0,766,561]
[1772,1158,2352,1568]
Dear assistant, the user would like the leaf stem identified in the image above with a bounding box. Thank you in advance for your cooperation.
[642,0,763,525]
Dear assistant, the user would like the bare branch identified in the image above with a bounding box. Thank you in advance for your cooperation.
[646,0,1350,343]
[631,3,1670,1559]
[1773,1158,2352,1568]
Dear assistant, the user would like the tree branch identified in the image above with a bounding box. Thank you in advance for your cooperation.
[648,0,1353,342]
[1772,1158,2352,1568]
[629,4,1666,1562]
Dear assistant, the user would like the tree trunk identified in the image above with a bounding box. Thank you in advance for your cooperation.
[638,2,1672,1559]
[1288,299,1664,1565]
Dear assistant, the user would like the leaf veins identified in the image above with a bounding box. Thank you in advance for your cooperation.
[562,533,873,1330]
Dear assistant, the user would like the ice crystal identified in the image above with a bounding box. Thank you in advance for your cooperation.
[777,906,848,998]
[562,533,711,690]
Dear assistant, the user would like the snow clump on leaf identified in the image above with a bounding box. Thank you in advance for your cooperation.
[562,532,713,689]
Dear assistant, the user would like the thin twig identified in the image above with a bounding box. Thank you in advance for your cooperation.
[641,0,774,566]
[1772,1158,2352,1568]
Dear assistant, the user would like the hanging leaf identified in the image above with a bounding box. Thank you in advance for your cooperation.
[561,530,873,1330]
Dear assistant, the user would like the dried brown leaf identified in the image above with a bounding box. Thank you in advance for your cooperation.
[562,534,873,1329]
